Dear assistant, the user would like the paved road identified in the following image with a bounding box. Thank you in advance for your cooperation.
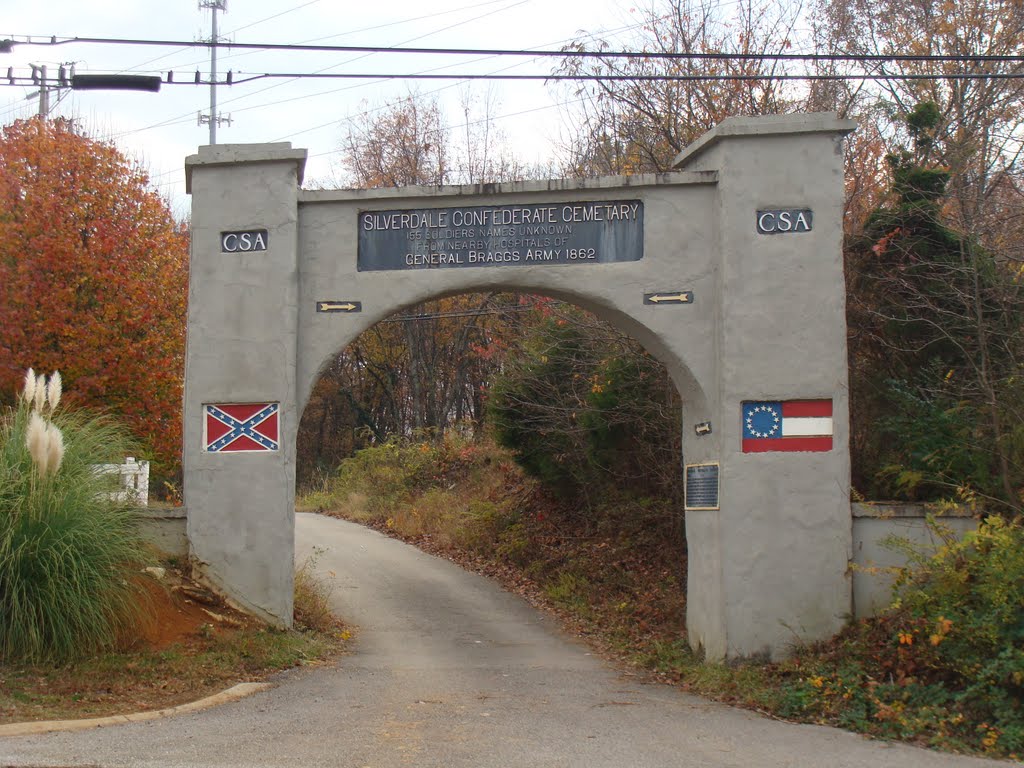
[1,513,1001,767]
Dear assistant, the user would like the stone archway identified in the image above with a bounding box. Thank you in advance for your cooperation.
[182,112,855,660]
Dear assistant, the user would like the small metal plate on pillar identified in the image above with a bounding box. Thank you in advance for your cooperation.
[685,462,720,510]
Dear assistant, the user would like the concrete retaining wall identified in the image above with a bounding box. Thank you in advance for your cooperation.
[153,503,980,624]
[137,506,188,559]
[852,503,978,618]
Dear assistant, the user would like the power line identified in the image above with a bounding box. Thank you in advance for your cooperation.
[156,0,526,74]
[228,72,1024,84]
[6,71,1024,88]
[0,11,711,142]
[266,57,574,143]
[225,0,323,36]
[196,13,729,151]
[0,0,535,133]
[229,9,635,145]
[149,24,637,173]
[73,0,532,146]
[143,89,588,182]
[113,0,324,74]
[9,35,1024,64]
[204,0,529,117]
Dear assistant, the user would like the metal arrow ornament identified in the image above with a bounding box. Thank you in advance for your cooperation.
[643,291,693,305]
[316,301,362,313]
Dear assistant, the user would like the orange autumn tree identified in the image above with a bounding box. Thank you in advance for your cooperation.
[0,117,188,478]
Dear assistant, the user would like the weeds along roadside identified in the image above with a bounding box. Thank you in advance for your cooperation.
[1,559,349,724]
[302,434,1023,759]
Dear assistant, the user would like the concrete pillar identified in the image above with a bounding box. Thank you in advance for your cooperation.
[676,114,855,659]
[183,143,307,625]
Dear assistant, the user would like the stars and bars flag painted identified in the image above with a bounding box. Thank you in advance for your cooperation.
[204,403,279,453]
[742,400,833,453]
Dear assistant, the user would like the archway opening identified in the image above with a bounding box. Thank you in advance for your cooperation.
[296,290,693,653]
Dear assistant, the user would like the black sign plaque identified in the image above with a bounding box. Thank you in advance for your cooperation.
[220,229,268,252]
[756,209,812,234]
[685,463,720,511]
[358,200,643,271]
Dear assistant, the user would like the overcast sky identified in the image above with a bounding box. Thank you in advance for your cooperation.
[2,0,645,216]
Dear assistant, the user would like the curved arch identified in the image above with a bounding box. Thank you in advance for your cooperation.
[299,281,708,420]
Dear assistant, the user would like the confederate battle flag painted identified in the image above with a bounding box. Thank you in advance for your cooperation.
[742,400,833,453]
[204,403,279,453]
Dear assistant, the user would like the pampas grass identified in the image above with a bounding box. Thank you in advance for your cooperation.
[33,374,45,412]
[45,421,64,475]
[23,374,64,476]
[25,411,49,475]
[46,371,61,411]
[1,370,150,662]
[22,368,36,404]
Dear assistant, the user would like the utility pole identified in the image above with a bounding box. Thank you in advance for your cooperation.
[197,0,231,144]
[28,63,74,117]
[37,64,48,116]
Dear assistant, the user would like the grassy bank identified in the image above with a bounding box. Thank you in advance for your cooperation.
[0,562,349,724]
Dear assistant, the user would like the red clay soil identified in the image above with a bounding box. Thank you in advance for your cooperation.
[0,571,279,725]
[133,570,260,651]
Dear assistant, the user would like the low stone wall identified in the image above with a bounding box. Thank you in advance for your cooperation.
[852,503,978,618]
[137,506,188,559]
[137,503,979,619]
